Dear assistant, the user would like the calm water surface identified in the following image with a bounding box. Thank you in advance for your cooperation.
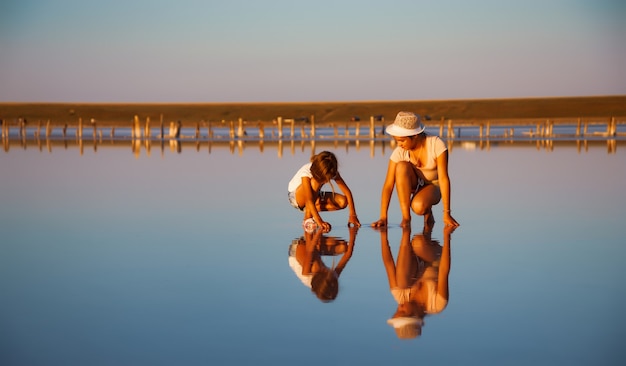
[1,137,625,365]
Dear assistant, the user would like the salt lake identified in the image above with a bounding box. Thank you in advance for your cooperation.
[1,134,625,365]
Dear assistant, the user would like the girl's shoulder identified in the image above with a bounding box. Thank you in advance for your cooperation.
[426,134,447,152]
[389,146,409,162]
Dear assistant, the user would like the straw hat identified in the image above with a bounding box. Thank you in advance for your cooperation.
[387,316,424,339]
[385,111,425,137]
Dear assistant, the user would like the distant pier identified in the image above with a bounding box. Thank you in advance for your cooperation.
[2,114,624,143]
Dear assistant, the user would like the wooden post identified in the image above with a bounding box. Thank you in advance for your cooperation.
[290,119,295,139]
[277,117,283,139]
[486,121,491,138]
[145,117,151,139]
[548,120,553,137]
[237,117,244,138]
[229,120,235,140]
[35,120,41,138]
[258,122,265,140]
[169,121,182,138]
[608,117,616,136]
[370,116,375,138]
[46,120,51,138]
[355,122,360,137]
[92,119,97,140]
[133,115,141,139]
[310,115,315,138]
[18,118,24,139]
[333,123,338,138]
[77,117,83,139]
[300,123,306,139]
[208,121,213,139]
[160,114,164,139]
[195,122,200,139]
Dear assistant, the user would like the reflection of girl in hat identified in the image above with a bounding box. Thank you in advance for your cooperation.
[379,225,453,339]
[372,112,459,228]
[288,226,358,302]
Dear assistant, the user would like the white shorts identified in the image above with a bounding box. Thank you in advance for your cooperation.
[288,191,303,211]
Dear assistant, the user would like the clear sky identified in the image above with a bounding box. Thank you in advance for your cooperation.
[1,0,624,103]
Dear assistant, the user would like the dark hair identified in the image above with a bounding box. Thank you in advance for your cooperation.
[309,151,338,184]
[311,267,339,302]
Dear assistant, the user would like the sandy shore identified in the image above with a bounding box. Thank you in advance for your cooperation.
[1,96,625,127]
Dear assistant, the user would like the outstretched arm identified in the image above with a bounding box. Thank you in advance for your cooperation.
[372,161,396,227]
[334,173,361,227]
[436,225,455,301]
[335,226,358,275]
[379,227,398,288]
[436,151,459,227]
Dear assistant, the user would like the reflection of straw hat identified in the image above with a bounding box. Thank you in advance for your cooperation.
[387,317,424,339]
[386,112,425,137]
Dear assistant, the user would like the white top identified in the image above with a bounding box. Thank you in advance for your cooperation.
[288,162,313,193]
[389,135,447,182]
[288,243,312,288]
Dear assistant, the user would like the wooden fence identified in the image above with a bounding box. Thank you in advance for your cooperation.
[2,115,625,142]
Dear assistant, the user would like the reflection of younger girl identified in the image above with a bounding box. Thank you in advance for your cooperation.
[288,151,360,231]
[288,227,358,302]
[379,226,454,339]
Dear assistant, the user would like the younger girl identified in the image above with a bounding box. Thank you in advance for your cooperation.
[288,151,360,231]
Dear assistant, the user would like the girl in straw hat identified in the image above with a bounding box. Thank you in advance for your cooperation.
[372,112,459,228]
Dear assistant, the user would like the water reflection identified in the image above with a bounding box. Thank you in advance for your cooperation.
[378,224,455,339]
[288,227,358,302]
[3,136,624,157]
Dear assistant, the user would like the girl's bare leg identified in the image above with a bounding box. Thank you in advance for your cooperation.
[411,184,441,227]
[295,186,319,220]
[394,162,419,227]
[317,192,347,212]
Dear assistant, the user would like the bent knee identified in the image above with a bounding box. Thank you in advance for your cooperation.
[411,201,430,215]
[335,195,348,209]
[395,162,414,176]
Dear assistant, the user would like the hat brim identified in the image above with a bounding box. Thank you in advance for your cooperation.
[385,123,425,137]
[386,316,423,329]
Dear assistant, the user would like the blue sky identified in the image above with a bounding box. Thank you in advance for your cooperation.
[1,0,624,102]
